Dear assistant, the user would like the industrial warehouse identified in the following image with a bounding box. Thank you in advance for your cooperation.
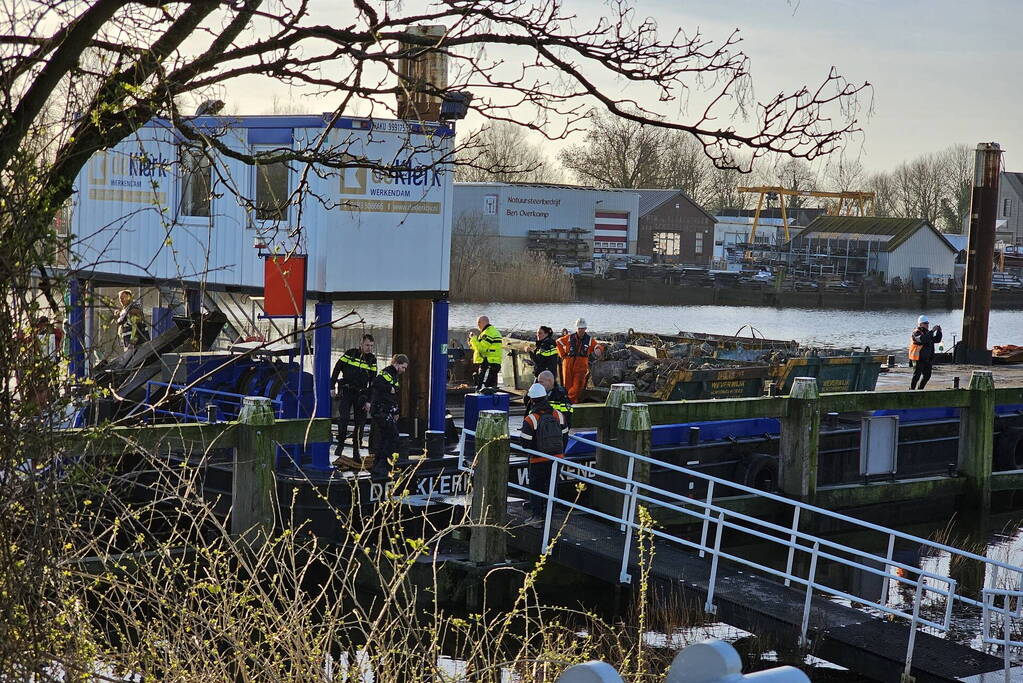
[451,182,639,259]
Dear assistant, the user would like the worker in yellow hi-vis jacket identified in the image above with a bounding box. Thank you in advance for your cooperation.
[468,315,502,391]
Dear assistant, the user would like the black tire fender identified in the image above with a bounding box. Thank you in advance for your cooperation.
[994,427,1023,471]
[734,453,779,491]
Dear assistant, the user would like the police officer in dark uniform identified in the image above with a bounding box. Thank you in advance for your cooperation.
[369,353,409,479]
[330,333,377,460]
[529,326,560,381]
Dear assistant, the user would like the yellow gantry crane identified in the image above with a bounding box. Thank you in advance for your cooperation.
[737,186,876,261]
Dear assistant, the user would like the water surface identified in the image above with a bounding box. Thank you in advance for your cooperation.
[336,301,1023,353]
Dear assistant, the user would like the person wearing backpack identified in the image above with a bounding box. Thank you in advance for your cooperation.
[519,383,568,514]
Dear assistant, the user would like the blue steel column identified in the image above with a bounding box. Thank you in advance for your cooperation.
[429,298,449,431]
[426,298,449,458]
[68,278,85,378]
[308,300,333,470]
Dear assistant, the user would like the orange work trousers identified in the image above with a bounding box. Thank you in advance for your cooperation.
[561,356,590,403]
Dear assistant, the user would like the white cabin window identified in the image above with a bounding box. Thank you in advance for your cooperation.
[653,232,681,258]
[179,146,211,218]
[254,150,289,221]
[695,232,704,255]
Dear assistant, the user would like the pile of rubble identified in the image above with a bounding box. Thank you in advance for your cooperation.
[590,342,743,393]
[591,339,822,394]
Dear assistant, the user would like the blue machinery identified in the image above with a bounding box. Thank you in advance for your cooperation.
[120,296,452,471]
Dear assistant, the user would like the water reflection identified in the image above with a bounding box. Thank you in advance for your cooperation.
[327,301,1023,353]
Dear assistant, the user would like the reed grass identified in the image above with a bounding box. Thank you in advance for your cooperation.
[449,212,574,303]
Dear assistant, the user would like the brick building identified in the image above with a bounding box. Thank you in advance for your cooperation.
[634,189,716,265]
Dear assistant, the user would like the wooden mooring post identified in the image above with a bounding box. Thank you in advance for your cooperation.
[233,396,278,548]
[467,410,510,611]
[958,370,995,510]
[779,377,820,503]
[616,403,652,518]
[469,410,510,565]
[595,383,637,516]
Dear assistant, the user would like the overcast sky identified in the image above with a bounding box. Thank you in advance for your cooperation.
[650,0,1022,172]
[225,0,1022,173]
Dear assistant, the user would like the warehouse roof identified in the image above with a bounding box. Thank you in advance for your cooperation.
[1004,172,1023,198]
[792,216,957,253]
[455,180,636,193]
[634,188,716,223]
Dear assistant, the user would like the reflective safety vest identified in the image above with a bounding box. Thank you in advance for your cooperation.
[534,337,559,360]
[521,409,567,463]
[908,327,927,362]
[370,366,401,419]
[470,324,503,364]
[547,385,573,416]
[557,332,596,359]
[333,349,377,392]
[908,335,921,362]
[340,352,375,373]
[379,368,399,388]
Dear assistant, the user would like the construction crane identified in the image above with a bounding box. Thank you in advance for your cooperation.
[737,186,875,258]
[739,186,876,241]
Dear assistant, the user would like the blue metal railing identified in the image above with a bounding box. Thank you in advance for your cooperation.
[459,426,1023,677]
[144,381,283,422]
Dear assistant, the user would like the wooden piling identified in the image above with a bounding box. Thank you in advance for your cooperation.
[469,410,510,565]
[616,403,652,515]
[779,377,820,502]
[393,298,433,438]
[958,370,994,511]
[595,383,637,515]
[233,396,277,548]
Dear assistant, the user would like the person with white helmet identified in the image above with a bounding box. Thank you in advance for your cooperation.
[908,315,942,390]
[519,382,568,513]
[556,317,603,403]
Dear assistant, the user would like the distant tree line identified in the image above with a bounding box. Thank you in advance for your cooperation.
[456,113,974,233]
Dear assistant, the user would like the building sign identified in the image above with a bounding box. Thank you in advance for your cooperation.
[86,148,170,204]
[483,194,497,216]
[594,211,629,254]
[339,162,443,214]
[504,195,561,219]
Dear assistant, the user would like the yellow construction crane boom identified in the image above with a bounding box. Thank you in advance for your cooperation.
[736,186,875,259]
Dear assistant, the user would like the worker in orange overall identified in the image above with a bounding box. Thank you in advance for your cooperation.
[556,318,602,403]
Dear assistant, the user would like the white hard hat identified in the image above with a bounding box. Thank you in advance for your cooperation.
[918,315,929,324]
[575,318,587,329]
[527,383,548,399]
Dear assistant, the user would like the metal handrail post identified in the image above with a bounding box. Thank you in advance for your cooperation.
[880,533,896,607]
[618,487,638,584]
[704,512,725,614]
[784,507,802,587]
[699,481,715,558]
[541,457,559,552]
[903,580,925,681]
[800,541,821,648]
[619,455,636,532]
[943,576,958,630]
[1004,609,1012,683]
